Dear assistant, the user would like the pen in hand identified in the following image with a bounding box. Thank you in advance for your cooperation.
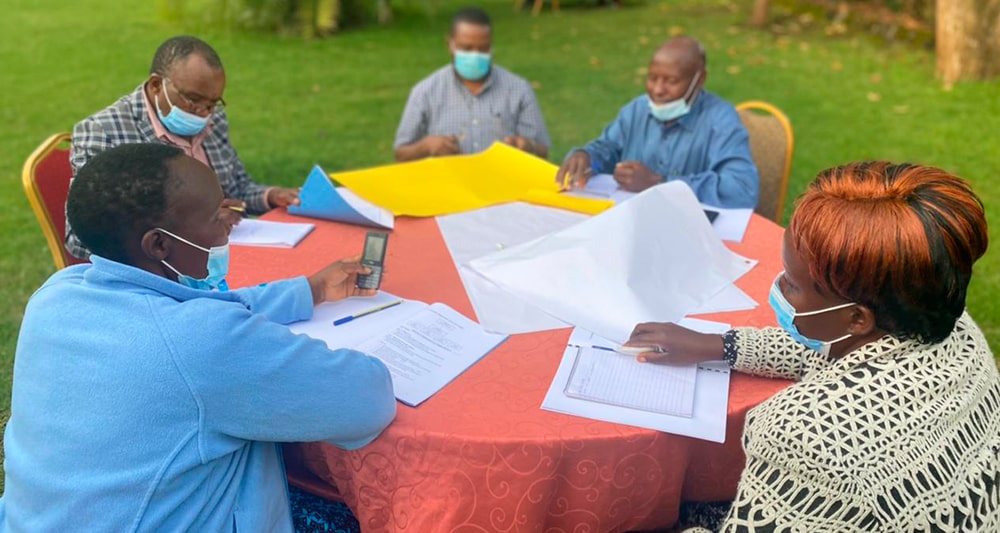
[333,299,403,326]
[226,205,246,213]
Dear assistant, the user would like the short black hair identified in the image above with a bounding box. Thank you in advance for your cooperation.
[67,144,184,263]
[450,7,491,34]
[149,35,223,76]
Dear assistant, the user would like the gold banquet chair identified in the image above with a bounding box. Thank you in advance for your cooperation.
[22,132,89,270]
[736,101,794,223]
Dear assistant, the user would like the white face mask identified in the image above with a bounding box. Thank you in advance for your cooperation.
[648,71,701,122]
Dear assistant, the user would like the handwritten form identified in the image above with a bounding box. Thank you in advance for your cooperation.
[543,326,732,442]
[565,347,697,417]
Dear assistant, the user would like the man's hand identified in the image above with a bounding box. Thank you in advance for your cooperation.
[219,198,246,231]
[613,161,662,192]
[555,151,592,190]
[503,135,547,158]
[624,322,724,364]
[421,135,460,157]
[307,255,376,305]
[267,187,301,208]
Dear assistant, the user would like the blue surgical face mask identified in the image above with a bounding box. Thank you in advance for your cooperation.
[453,50,491,81]
[157,228,230,292]
[648,71,701,122]
[155,83,209,137]
[768,272,854,357]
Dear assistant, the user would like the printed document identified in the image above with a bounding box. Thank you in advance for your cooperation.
[228,219,314,248]
[288,292,507,406]
[289,165,394,229]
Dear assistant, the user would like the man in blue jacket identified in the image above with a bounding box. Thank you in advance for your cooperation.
[0,143,396,531]
[556,36,759,208]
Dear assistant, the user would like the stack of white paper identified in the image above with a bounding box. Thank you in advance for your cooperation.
[229,219,315,248]
[467,182,755,343]
[568,174,754,243]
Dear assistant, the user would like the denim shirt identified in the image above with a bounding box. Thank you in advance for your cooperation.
[574,91,759,208]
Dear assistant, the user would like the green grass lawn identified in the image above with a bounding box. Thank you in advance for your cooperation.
[1,0,998,491]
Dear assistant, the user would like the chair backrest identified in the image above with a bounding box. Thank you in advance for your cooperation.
[22,133,88,270]
[736,101,794,223]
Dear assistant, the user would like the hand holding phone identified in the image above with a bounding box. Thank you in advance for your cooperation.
[356,231,389,290]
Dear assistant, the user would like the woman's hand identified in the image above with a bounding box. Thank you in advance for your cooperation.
[307,255,374,305]
[624,322,725,364]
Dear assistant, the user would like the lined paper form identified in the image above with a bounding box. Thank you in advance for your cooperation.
[564,347,698,417]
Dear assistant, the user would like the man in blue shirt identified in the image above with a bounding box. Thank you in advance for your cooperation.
[556,36,759,208]
[0,143,396,531]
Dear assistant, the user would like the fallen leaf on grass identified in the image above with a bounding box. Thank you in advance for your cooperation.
[726,65,741,75]
[830,60,843,71]
[669,26,685,36]
[893,105,909,114]
[866,92,882,102]
[869,73,883,84]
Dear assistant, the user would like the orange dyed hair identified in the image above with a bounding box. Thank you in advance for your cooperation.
[790,161,988,343]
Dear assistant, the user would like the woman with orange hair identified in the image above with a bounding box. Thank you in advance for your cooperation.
[626,161,1000,531]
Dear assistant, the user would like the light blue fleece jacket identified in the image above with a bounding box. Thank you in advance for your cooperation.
[0,256,396,532]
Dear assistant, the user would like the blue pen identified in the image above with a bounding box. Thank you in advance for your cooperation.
[333,300,403,326]
[568,343,663,355]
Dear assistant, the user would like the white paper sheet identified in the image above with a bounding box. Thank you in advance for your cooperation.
[287,292,507,406]
[436,202,586,334]
[229,219,315,248]
[468,182,755,343]
[564,343,698,417]
[542,323,732,442]
[568,174,754,243]
[688,282,758,315]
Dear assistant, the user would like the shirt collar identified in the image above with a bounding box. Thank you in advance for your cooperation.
[86,255,248,305]
[141,81,214,147]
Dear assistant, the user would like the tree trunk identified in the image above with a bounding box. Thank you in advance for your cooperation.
[750,0,770,28]
[936,0,1000,84]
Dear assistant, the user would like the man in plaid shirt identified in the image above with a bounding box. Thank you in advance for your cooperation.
[65,35,301,260]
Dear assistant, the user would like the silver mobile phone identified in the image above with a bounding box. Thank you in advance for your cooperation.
[356,231,389,290]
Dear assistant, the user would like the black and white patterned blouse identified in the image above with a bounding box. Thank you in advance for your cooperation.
[716,312,1000,531]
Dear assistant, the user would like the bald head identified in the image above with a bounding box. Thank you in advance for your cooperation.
[652,36,706,73]
[645,36,707,106]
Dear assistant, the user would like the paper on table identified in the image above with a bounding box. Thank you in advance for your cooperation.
[289,165,394,229]
[468,182,755,343]
[228,219,315,248]
[688,283,758,315]
[568,174,754,243]
[542,323,732,442]
[436,202,586,334]
[287,291,506,406]
[565,346,698,417]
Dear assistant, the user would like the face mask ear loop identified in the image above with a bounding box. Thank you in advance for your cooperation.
[683,70,701,103]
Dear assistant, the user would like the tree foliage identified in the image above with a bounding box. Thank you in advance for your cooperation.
[159,0,389,36]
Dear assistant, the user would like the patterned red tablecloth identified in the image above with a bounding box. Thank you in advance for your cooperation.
[227,210,792,532]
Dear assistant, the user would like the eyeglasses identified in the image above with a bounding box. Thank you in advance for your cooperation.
[163,77,226,115]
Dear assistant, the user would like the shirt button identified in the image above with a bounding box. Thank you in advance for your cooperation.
[472,119,479,125]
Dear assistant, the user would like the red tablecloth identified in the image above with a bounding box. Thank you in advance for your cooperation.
[227,210,792,532]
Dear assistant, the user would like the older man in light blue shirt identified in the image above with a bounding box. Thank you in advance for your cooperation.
[557,36,759,208]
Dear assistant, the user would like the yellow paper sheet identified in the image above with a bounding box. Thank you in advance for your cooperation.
[328,142,611,217]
